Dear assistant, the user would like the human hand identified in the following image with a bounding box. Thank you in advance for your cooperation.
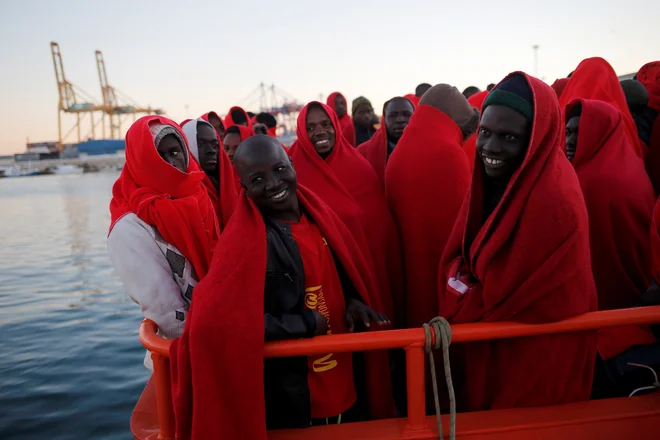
[345,299,390,332]
[313,311,329,335]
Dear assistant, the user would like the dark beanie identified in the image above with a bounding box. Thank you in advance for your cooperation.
[483,74,534,121]
[620,79,649,109]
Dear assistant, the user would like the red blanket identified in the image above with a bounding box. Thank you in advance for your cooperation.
[638,62,660,194]
[200,111,225,132]
[551,78,569,98]
[652,199,660,282]
[223,106,253,131]
[288,102,402,322]
[386,104,470,327]
[559,57,643,157]
[109,116,220,279]
[404,93,420,108]
[170,186,394,440]
[567,98,656,359]
[327,92,356,147]
[438,73,597,411]
[463,91,490,174]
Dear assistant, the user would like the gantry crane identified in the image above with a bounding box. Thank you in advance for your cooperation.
[51,41,104,148]
[95,50,162,139]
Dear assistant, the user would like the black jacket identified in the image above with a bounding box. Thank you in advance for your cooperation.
[263,216,360,429]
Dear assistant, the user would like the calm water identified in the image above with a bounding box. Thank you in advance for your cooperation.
[0,172,149,440]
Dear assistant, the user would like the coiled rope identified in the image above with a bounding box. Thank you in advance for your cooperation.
[423,317,456,440]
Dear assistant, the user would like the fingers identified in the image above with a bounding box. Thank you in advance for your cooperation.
[368,309,391,326]
[345,311,355,332]
[359,307,370,328]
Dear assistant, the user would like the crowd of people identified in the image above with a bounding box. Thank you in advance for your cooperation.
[107,57,660,438]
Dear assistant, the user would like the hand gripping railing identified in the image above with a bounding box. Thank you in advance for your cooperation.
[139,306,660,440]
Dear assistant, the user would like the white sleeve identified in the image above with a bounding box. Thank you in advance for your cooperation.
[107,215,187,339]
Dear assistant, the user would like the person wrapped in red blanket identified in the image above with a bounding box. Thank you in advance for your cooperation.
[438,72,597,411]
[327,92,356,147]
[107,116,220,344]
[224,105,253,131]
[386,85,476,329]
[559,57,643,157]
[170,136,394,439]
[181,118,238,230]
[200,111,226,141]
[565,98,658,397]
[357,97,415,189]
[288,102,403,324]
[637,62,660,194]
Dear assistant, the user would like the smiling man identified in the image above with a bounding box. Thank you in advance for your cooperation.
[204,135,390,431]
[289,101,404,337]
[438,73,597,411]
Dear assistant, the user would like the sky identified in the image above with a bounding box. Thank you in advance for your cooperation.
[0,0,658,154]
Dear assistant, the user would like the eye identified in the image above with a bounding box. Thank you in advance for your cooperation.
[252,176,263,184]
[321,121,331,129]
[275,166,286,172]
[504,134,517,141]
[170,149,179,156]
[479,128,490,136]
[306,125,314,132]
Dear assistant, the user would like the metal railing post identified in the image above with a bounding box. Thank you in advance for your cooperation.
[402,344,433,438]
[152,353,175,440]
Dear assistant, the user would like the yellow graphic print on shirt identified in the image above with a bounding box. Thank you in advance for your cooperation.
[305,284,337,373]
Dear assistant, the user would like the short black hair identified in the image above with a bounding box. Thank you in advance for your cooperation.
[246,111,256,119]
[256,112,277,128]
[415,83,432,97]
[225,125,241,136]
[231,109,247,125]
[486,83,496,91]
[462,86,481,98]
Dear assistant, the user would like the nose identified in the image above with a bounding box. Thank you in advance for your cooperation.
[264,173,281,191]
[481,138,501,155]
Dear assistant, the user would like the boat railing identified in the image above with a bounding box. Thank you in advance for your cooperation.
[139,306,660,440]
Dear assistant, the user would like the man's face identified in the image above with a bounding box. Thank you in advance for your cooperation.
[354,104,374,127]
[207,113,225,141]
[385,99,414,140]
[253,123,268,135]
[565,116,580,162]
[334,95,347,119]
[306,106,336,157]
[157,133,187,172]
[223,133,242,162]
[196,123,219,175]
[236,138,298,217]
[476,105,530,180]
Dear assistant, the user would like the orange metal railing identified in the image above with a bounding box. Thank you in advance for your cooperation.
[139,306,660,440]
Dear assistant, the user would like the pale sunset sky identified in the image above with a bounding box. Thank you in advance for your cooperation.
[1,0,658,154]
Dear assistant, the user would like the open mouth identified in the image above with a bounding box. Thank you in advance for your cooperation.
[269,188,288,200]
[483,156,504,166]
[314,138,331,149]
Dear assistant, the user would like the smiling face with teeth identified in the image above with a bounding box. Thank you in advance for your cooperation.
[234,136,300,222]
[305,105,336,158]
[476,105,531,181]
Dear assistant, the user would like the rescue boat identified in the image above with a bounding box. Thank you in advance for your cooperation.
[132,306,660,439]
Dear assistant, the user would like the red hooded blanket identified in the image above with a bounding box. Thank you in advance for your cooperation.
[559,57,643,157]
[567,98,656,359]
[223,106,253,131]
[356,98,414,190]
[438,73,597,411]
[404,93,420,108]
[109,115,220,279]
[386,104,471,328]
[169,186,394,440]
[200,111,225,135]
[652,199,660,283]
[463,91,490,174]
[327,92,356,147]
[638,62,660,195]
[288,102,403,321]
[181,119,238,230]
[551,78,569,98]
